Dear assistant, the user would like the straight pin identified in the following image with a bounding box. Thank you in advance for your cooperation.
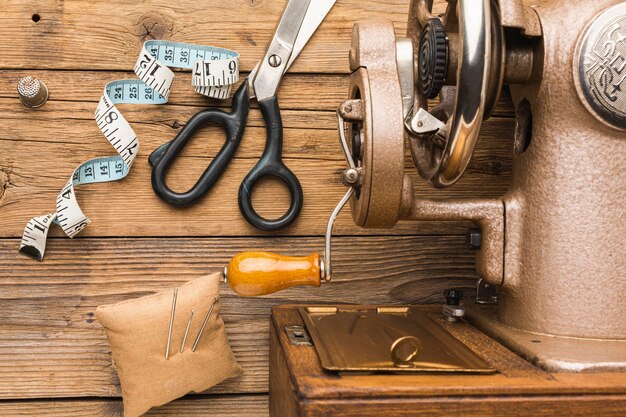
[191,298,218,352]
[165,288,178,359]
[180,309,195,353]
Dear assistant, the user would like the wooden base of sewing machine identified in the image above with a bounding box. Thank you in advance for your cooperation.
[269,305,626,417]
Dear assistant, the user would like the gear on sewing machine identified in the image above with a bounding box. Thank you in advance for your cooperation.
[418,18,447,99]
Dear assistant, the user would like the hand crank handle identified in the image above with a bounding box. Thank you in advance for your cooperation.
[223,187,354,297]
[223,251,322,297]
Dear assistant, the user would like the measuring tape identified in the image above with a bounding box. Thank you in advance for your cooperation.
[19,40,240,260]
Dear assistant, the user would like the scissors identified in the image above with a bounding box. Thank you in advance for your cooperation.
[149,0,337,231]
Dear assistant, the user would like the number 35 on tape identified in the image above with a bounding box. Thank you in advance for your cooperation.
[19,40,240,260]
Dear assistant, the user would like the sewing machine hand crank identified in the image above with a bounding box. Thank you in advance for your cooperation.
[223,109,357,296]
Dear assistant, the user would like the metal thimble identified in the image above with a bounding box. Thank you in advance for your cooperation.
[17,76,49,108]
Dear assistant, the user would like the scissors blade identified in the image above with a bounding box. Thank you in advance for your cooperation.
[285,0,336,70]
[251,0,335,100]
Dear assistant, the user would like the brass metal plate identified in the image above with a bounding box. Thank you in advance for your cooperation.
[298,306,495,373]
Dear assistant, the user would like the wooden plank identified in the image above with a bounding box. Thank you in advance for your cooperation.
[0,71,345,112]
[1,394,625,417]
[0,70,517,116]
[0,395,269,417]
[0,97,337,131]
[0,235,477,399]
[303,396,626,417]
[0,96,514,238]
[0,0,549,73]
[270,322,301,417]
[0,96,515,153]
[0,0,411,72]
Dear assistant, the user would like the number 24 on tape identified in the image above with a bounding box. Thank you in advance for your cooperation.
[19,40,240,260]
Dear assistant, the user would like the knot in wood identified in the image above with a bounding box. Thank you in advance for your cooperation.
[136,13,172,41]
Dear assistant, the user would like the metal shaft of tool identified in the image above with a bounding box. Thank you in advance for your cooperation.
[180,309,195,353]
[165,288,179,359]
[191,298,218,352]
[320,110,359,281]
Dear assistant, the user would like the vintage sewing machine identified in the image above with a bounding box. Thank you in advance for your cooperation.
[225,0,626,414]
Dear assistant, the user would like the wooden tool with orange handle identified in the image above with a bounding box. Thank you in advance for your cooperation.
[223,251,323,297]
[223,187,355,297]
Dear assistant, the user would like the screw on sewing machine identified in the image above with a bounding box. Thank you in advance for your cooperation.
[466,228,482,250]
[285,325,312,346]
[17,76,48,108]
[341,168,359,186]
[476,278,497,305]
[443,288,465,322]
[417,18,448,99]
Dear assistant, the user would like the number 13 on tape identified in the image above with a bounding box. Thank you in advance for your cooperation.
[19,40,239,260]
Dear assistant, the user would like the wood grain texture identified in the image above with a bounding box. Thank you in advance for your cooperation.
[0,396,269,417]
[0,70,517,116]
[0,235,477,399]
[270,323,301,417]
[0,63,514,237]
[301,396,626,417]
[0,95,514,238]
[0,0,410,72]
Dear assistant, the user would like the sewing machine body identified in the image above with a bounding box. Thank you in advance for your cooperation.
[339,0,626,372]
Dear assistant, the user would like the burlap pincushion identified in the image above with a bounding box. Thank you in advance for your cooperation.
[96,272,243,417]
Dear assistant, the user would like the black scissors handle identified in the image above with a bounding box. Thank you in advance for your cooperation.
[149,81,250,206]
[238,95,303,231]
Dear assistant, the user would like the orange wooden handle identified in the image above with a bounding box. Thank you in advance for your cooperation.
[225,251,321,296]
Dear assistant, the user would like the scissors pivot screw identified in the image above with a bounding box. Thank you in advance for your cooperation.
[268,54,282,68]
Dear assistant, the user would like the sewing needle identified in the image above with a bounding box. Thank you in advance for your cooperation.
[165,287,178,359]
[191,298,218,352]
[180,309,195,353]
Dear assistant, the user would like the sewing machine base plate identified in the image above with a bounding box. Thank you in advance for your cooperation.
[466,304,626,373]
[298,305,495,373]
[269,305,626,417]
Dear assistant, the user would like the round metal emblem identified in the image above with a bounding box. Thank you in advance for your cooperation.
[576,3,626,130]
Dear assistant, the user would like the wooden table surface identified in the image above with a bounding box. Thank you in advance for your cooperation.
[0,0,516,415]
